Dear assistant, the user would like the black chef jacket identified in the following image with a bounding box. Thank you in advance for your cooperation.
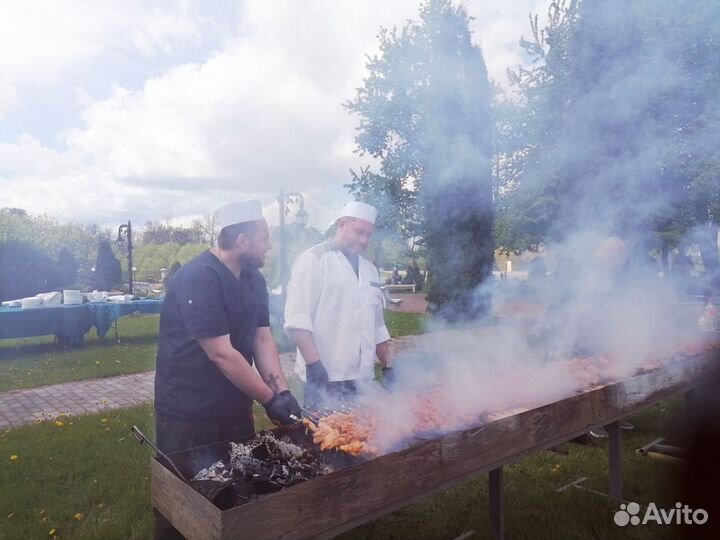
[154,250,270,421]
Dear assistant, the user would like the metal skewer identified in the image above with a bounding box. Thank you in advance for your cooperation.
[300,407,321,424]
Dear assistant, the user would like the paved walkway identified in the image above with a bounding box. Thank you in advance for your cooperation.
[0,371,155,429]
[387,292,428,314]
[0,336,428,430]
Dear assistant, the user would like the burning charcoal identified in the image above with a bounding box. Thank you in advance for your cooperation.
[250,442,271,460]
[226,431,327,492]
[275,438,304,460]
[192,460,231,482]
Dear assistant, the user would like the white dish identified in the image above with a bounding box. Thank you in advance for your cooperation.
[63,289,83,305]
[21,297,43,309]
[87,291,108,302]
[36,291,62,305]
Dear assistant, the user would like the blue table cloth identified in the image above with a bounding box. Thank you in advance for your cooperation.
[0,299,163,344]
[0,304,91,345]
[86,299,163,337]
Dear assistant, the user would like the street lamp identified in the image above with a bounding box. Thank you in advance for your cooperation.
[277,191,308,296]
[294,207,309,227]
[116,221,134,295]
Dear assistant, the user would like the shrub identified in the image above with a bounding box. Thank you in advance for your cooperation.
[0,241,60,300]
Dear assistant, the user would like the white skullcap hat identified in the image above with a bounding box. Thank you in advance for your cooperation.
[339,201,377,224]
[215,200,264,229]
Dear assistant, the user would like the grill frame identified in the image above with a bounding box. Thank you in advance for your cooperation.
[151,353,717,540]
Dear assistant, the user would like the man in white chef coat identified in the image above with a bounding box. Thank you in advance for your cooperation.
[284,201,394,408]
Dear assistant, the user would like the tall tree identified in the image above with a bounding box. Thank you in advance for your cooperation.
[55,248,78,287]
[496,0,720,268]
[0,242,59,300]
[0,207,106,270]
[95,240,122,290]
[346,0,495,320]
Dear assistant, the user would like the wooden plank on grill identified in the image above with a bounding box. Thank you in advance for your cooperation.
[151,459,222,540]
[439,357,709,480]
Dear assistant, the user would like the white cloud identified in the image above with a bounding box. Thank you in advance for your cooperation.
[0,0,204,117]
[1,0,550,228]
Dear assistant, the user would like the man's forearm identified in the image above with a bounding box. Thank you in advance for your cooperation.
[289,329,321,364]
[376,341,391,368]
[210,349,275,404]
[254,331,289,393]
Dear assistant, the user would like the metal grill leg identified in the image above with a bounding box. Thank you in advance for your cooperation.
[607,421,622,500]
[489,467,504,540]
[685,389,697,425]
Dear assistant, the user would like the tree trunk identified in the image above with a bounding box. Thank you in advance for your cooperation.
[660,242,670,274]
[424,180,495,322]
[698,224,720,279]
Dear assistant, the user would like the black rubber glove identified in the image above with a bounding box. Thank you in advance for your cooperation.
[382,367,397,390]
[263,393,297,426]
[306,360,329,383]
[279,390,302,418]
[305,360,329,410]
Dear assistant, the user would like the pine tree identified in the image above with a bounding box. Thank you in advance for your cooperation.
[95,240,122,290]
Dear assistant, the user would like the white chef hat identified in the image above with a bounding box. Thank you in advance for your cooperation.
[339,201,377,224]
[215,200,264,229]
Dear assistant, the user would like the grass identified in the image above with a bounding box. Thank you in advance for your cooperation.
[0,316,160,392]
[0,398,691,540]
[0,311,427,393]
[385,311,426,337]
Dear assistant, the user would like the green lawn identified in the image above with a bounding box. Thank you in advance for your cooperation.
[0,399,689,540]
[385,310,426,337]
[0,312,426,393]
[0,316,160,392]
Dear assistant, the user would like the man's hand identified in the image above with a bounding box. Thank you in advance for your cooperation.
[304,360,329,410]
[263,393,299,426]
[306,360,329,383]
[280,390,301,418]
[382,366,397,391]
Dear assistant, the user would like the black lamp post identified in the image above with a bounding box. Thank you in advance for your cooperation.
[116,221,134,295]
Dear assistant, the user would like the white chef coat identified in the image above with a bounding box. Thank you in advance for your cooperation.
[284,241,391,382]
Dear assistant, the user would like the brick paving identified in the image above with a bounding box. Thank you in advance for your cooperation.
[0,371,156,429]
[0,337,426,430]
[386,292,428,314]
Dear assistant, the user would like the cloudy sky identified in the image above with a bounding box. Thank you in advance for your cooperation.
[0,0,549,230]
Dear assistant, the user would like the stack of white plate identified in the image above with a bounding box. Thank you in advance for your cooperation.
[36,292,62,305]
[21,297,44,309]
[87,291,108,302]
[63,290,83,305]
